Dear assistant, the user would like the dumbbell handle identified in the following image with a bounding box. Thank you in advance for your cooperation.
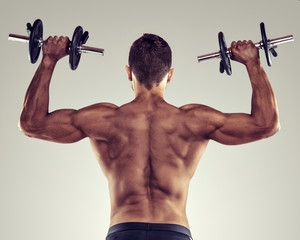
[8,33,104,55]
[197,35,294,62]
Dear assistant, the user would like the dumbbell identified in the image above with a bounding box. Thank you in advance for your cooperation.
[197,22,294,75]
[8,19,104,70]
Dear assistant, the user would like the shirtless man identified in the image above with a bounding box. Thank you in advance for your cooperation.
[19,33,280,240]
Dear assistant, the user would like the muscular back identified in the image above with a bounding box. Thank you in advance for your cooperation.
[78,96,209,228]
[20,37,279,230]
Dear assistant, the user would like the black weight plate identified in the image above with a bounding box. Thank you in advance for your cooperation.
[218,32,232,75]
[29,19,43,64]
[69,26,83,70]
[260,22,272,66]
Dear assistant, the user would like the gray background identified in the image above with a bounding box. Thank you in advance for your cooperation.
[1,0,299,240]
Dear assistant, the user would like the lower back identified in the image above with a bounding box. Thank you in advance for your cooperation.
[109,191,190,228]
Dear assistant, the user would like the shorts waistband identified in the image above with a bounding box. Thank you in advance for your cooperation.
[107,222,192,238]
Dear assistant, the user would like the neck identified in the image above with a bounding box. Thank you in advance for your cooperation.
[134,84,165,101]
[133,90,165,111]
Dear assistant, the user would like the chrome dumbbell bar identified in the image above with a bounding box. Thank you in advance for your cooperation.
[8,33,104,55]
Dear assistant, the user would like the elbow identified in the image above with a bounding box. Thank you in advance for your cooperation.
[251,113,280,141]
[266,121,280,138]
[19,118,37,138]
[19,119,31,137]
[261,116,281,139]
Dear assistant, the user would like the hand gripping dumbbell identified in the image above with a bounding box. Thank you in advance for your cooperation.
[8,19,104,70]
[197,22,294,75]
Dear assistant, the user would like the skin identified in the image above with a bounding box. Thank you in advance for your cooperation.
[20,36,280,229]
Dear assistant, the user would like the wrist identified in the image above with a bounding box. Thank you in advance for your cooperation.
[245,59,261,70]
[41,55,57,68]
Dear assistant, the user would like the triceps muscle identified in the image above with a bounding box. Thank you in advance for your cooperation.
[24,109,86,143]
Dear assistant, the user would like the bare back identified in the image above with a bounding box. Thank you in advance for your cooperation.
[20,36,280,231]
[79,96,209,228]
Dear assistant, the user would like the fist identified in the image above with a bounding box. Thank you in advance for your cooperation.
[230,40,260,66]
[42,36,70,62]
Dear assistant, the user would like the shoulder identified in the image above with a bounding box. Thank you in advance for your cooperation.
[78,102,118,114]
[74,102,119,123]
[80,102,118,111]
[179,103,221,116]
[72,102,120,140]
[179,103,226,137]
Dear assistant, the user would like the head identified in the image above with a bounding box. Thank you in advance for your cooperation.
[127,34,173,91]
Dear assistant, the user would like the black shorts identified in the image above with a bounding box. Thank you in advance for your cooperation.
[106,222,193,240]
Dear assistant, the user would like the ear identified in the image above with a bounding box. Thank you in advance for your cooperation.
[125,65,132,82]
[167,68,174,83]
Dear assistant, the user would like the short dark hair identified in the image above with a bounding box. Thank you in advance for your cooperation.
[129,34,172,90]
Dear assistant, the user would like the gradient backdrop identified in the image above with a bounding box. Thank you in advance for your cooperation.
[1,0,299,240]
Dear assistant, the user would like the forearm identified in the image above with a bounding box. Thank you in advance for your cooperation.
[20,57,56,127]
[247,61,280,132]
[208,41,280,145]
